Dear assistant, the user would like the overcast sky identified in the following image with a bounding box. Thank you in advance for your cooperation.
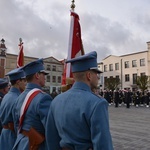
[0,0,150,62]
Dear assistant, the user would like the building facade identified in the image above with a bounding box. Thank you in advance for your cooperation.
[43,57,63,94]
[0,38,63,94]
[98,42,150,91]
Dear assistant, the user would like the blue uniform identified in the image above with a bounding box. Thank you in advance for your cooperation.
[0,92,4,104]
[0,87,21,150]
[0,92,5,135]
[46,82,113,150]
[13,83,52,150]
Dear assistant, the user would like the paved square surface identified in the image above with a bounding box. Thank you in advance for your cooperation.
[109,105,150,150]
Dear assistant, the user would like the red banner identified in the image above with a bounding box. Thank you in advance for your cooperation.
[62,11,84,85]
[17,40,24,68]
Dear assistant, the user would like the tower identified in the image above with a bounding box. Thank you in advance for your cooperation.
[0,38,7,77]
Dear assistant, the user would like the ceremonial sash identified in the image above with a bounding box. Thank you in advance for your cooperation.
[19,88,42,132]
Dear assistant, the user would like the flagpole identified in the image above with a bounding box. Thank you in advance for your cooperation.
[19,38,23,49]
[66,0,76,78]
[17,38,24,68]
[71,0,85,55]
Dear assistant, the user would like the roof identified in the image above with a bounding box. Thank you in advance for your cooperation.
[102,55,119,60]
[120,50,148,57]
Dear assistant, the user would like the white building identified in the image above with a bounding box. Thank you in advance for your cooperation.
[98,41,150,91]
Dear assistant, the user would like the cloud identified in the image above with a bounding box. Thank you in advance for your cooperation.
[79,12,135,60]
[0,0,150,63]
[0,0,70,59]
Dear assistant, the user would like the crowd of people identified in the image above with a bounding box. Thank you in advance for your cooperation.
[0,51,114,150]
[98,89,150,108]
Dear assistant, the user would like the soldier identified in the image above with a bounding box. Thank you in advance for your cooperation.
[50,89,58,99]
[145,90,150,108]
[99,89,104,97]
[0,67,26,150]
[61,77,75,93]
[114,89,119,107]
[140,91,145,106]
[125,89,131,108]
[0,78,9,135]
[0,78,9,104]
[119,90,123,106]
[135,90,141,107]
[13,59,52,150]
[46,51,113,150]
[104,90,111,105]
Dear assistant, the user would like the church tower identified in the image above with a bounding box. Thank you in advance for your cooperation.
[0,38,7,77]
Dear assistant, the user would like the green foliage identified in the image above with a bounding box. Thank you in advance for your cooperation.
[105,77,120,91]
[136,75,150,92]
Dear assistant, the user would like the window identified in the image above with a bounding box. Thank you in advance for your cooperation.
[104,65,107,72]
[124,61,129,68]
[47,65,51,71]
[140,59,145,66]
[52,76,56,82]
[109,64,113,71]
[125,74,130,82]
[115,63,119,70]
[52,65,56,71]
[133,74,137,84]
[140,72,145,76]
[47,75,50,82]
[1,50,5,56]
[57,66,63,72]
[57,76,61,83]
[116,75,119,79]
[132,60,137,67]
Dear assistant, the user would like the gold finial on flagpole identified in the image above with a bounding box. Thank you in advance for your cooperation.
[71,0,75,11]
[19,38,22,44]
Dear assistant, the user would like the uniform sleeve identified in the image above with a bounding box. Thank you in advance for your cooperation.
[45,105,61,150]
[12,100,18,133]
[0,119,2,134]
[37,94,52,127]
[90,100,114,150]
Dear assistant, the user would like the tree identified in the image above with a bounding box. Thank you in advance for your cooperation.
[105,77,120,91]
[136,75,150,92]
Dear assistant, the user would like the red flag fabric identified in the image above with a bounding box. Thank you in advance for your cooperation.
[62,11,84,85]
[17,41,24,68]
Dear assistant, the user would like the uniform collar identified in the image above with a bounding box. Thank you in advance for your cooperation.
[26,83,42,90]
[9,87,21,95]
[72,81,92,92]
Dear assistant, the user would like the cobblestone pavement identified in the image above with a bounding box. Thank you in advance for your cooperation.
[108,104,150,150]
